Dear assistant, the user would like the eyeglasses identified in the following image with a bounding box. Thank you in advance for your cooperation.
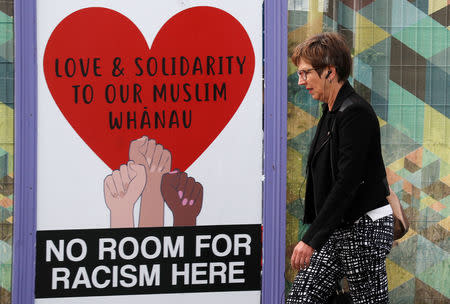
[296,68,320,81]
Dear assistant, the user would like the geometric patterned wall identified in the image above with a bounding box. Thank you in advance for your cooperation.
[0,1,13,304]
[286,0,449,302]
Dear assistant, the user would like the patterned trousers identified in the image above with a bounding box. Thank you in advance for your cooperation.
[287,215,394,304]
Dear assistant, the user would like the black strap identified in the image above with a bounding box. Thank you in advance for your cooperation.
[330,98,356,183]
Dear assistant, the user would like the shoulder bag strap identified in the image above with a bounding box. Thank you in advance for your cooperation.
[330,98,355,183]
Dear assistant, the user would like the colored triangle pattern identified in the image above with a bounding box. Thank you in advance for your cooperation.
[393,15,450,59]
[287,1,450,302]
[354,12,391,55]
[386,258,414,291]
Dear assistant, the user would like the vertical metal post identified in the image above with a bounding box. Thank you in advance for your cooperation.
[12,0,37,303]
[263,0,287,303]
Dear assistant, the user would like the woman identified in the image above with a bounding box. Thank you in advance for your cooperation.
[287,32,394,303]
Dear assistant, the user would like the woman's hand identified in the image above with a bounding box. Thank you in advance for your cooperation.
[291,241,314,270]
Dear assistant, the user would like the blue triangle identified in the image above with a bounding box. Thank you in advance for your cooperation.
[388,234,418,274]
[415,235,450,275]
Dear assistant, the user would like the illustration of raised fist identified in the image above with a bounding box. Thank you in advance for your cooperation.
[129,136,172,227]
[129,136,171,174]
[161,171,203,226]
[104,161,146,228]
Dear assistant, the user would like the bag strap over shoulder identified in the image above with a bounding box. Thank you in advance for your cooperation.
[330,98,354,133]
[330,97,357,183]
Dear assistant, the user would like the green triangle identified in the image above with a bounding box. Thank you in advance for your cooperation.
[415,207,444,231]
[388,235,418,274]
[286,198,305,220]
[393,16,450,59]
[391,181,404,193]
[416,258,450,298]
[420,191,427,199]
[388,81,424,145]
[415,236,450,275]
[389,278,415,303]
[439,196,450,218]
[0,12,13,45]
[421,159,441,188]
[0,263,11,291]
[422,148,440,168]
[0,11,12,23]
[400,200,410,209]
[396,168,414,181]
[418,193,431,211]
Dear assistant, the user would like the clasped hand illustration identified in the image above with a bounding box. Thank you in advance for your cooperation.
[103,136,203,228]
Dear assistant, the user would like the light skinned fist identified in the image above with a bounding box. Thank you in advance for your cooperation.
[129,136,171,174]
[291,241,314,270]
[104,161,146,228]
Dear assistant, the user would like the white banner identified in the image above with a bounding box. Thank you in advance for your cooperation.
[36,0,263,303]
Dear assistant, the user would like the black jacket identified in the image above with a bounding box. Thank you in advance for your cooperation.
[302,81,389,250]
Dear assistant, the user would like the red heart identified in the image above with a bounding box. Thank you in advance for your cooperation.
[44,7,255,171]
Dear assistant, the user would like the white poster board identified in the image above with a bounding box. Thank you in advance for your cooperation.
[35,0,262,303]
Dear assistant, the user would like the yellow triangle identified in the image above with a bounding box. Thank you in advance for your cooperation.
[286,212,300,245]
[6,216,13,223]
[0,103,14,144]
[287,146,305,203]
[378,116,387,127]
[285,259,298,283]
[288,9,324,60]
[288,25,310,78]
[386,259,415,291]
[288,60,298,76]
[388,157,405,172]
[395,227,417,244]
[306,6,323,35]
[0,103,14,174]
[429,0,447,14]
[354,13,390,55]
[288,102,318,140]
[420,195,438,210]
[285,212,300,282]
[288,25,323,55]
[438,217,450,231]
[289,25,309,47]
[423,105,450,164]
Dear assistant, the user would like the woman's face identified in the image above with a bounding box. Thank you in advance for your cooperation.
[296,59,329,103]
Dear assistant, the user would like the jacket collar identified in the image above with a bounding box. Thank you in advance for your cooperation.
[309,81,354,169]
[320,80,354,113]
[329,80,355,113]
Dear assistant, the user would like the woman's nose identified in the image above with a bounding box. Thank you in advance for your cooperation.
[298,76,306,86]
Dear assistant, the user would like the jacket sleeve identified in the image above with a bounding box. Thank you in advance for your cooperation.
[301,104,374,250]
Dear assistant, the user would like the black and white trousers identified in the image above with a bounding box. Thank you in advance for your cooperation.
[287,215,394,304]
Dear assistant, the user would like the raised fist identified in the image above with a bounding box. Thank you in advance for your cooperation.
[129,136,172,227]
[129,136,171,174]
[104,161,146,228]
[161,171,203,226]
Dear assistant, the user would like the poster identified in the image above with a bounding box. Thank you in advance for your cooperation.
[35,0,263,303]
